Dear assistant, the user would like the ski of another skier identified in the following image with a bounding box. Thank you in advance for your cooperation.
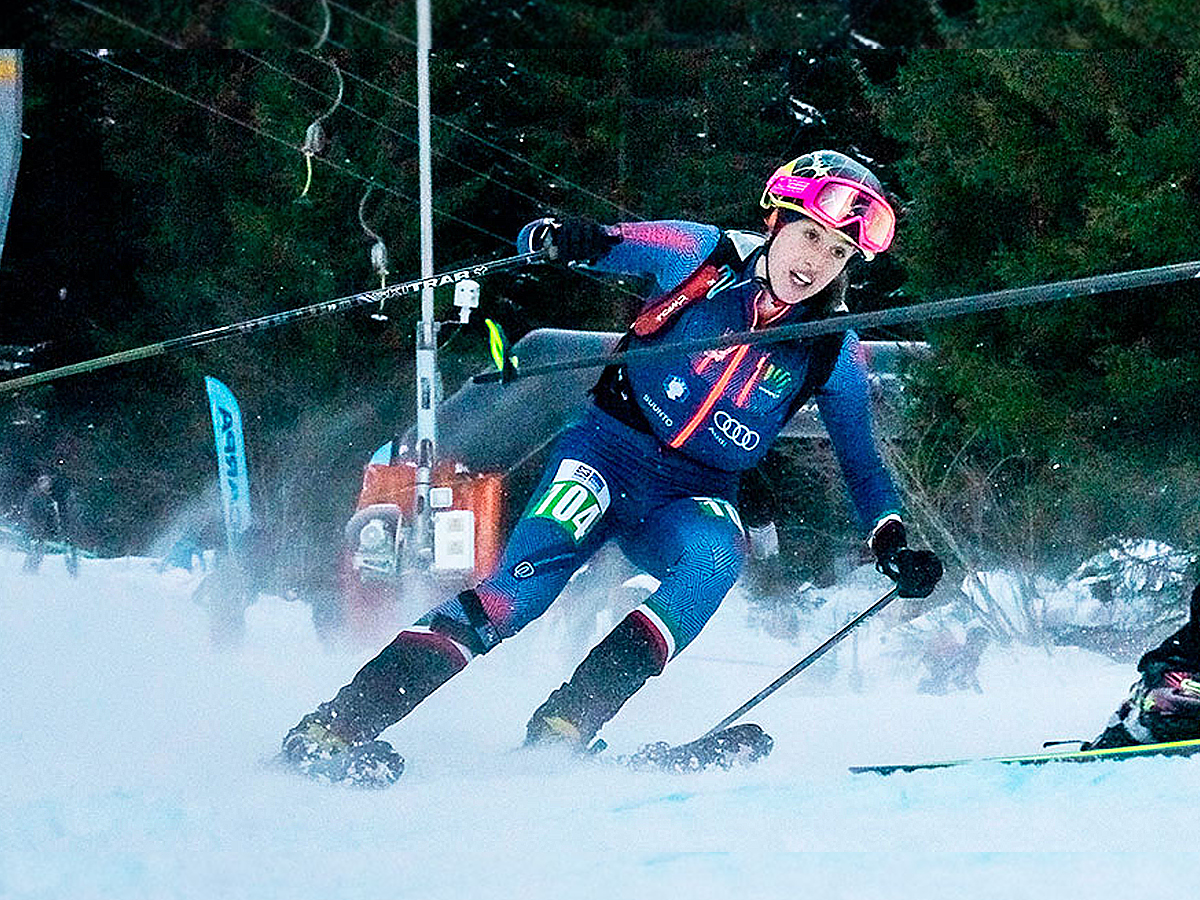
[273,723,773,789]
[850,736,1200,775]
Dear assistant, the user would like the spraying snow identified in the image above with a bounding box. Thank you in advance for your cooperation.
[2,547,1197,899]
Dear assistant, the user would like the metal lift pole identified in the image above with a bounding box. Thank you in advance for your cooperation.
[413,0,437,561]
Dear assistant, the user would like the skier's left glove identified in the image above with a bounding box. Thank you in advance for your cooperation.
[870,516,943,599]
[518,217,620,263]
[551,218,620,263]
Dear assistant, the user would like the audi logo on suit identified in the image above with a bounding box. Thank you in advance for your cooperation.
[712,410,760,450]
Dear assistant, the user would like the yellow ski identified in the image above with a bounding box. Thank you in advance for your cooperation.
[850,737,1200,775]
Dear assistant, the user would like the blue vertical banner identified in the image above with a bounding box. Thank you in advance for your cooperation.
[0,50,23,264]
[204,376,252,557]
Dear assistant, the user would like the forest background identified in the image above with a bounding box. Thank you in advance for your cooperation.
[2,0,1200,603]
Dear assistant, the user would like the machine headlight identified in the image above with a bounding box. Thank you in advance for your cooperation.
[359,518,389,551]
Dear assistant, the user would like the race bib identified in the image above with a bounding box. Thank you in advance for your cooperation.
[529,459,611,542]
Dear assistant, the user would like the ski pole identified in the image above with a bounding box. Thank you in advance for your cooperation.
[0,248,551,394]
[473,258,1200,384]
[701,585,900,739]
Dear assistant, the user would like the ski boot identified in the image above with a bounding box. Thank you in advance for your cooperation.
[280,620,473,787]
[525,612,665,751]
[281,711,405,788]
[282,711,353,769]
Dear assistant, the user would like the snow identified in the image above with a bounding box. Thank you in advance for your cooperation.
[3,548,1199,899]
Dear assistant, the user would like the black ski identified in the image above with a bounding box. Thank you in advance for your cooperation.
[620,723,774,772]
[850,736,1200,775]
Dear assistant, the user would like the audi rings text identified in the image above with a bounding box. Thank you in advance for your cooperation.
[713,410,760,450]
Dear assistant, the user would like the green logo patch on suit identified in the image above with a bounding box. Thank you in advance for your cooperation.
[692,496,744,534]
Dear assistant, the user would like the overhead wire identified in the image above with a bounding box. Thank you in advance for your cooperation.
[78,50,512,247]
[322,55,647,222]
[64,0,185,48]
[65,2,670,228]
[242,50,573,219]
[326,0,416,46]
[241,52,649,302]
[63,5,653,306]
[278,16,642,228]
[245,0,350,49]
[59,0,413,49]
[61,3,646,229]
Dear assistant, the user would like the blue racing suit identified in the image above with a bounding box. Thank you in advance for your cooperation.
[412,219,902,670]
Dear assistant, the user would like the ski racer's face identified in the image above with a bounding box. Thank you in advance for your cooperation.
[756,214,853,321]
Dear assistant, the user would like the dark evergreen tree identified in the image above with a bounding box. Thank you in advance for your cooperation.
[878,51,1200,562]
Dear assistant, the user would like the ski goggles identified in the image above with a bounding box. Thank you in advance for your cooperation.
[761,174,896,257]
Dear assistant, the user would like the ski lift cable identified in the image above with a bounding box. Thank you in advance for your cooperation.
[248,50,570,214]
[89,50,430,222]
[72,2,723,233]
[60,47,643,361]
[77,50,513,247]
[242,52,650,303]
[74,44,653,313]
[0,248,552,395]
[62,1,320,61]
[473,259,1200,384]
[63,0,185,48]
[309,57,659,303]
[63,21,646,299]
[81,48,643,314]
[241,52,649,304]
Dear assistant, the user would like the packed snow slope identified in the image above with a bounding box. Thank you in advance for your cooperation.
[3,548,1199,900]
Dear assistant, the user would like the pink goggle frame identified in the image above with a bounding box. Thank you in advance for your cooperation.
[762,174,896,256]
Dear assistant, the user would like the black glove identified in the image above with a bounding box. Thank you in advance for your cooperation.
[550,217,619,264]
[871,518,943,599]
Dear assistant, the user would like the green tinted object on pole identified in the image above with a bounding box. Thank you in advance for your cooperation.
[484,318,519,384]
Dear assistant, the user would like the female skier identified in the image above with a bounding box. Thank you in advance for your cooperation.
[282,150,942,782]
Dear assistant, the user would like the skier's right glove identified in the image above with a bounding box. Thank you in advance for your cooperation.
[870,516,943,599]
